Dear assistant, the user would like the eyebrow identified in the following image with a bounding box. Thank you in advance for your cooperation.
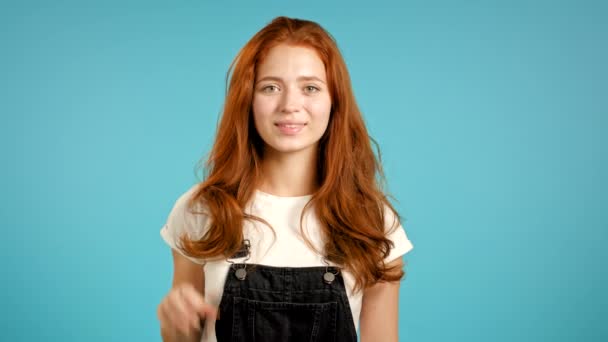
[255,76,326,85]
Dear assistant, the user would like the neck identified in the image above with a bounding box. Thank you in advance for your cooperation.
[258,147,318,197]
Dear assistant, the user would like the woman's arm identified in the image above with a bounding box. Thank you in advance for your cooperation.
[358,257,404,342]
[159,249,206,342]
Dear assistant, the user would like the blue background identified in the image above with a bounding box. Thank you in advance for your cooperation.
[2,0,606,341]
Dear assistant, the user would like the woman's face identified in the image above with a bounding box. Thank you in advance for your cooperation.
[252,44,332,156]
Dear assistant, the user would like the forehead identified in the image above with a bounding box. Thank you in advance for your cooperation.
[256,44,327,80]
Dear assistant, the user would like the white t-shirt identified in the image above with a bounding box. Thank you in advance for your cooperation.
[160,184,414,342]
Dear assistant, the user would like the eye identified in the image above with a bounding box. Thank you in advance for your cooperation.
[261,84,280,93]
[304,85,320,93]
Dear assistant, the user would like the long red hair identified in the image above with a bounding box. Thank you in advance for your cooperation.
[180,16,404,291]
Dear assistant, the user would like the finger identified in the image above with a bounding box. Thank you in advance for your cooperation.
[157,300,171,329]
[174,287,202,332]
[158,293,184,333]
[180,285,218,321]
[196,302,218,321]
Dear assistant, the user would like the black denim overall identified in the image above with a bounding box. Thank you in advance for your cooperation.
[214,261,358,342]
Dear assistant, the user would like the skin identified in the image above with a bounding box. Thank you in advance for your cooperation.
[157,250,213,342]
[157,44,402,342]
[359,257,403,342]
[252,44,331,197]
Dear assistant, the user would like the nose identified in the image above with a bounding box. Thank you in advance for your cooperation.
[280,87,301,113]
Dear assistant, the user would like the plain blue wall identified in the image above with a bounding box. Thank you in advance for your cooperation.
[2,0,606,341]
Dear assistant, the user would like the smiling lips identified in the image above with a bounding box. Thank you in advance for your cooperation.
[275,122,306,135]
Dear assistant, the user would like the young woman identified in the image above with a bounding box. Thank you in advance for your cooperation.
[157,16,414,342]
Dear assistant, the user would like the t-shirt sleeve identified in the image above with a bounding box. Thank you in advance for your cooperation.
[160,185,209,265]
[383,204,414,263]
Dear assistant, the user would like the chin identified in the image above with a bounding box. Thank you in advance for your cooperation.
[267,142,315,154]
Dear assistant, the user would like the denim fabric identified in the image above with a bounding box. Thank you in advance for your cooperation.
[215,264,357,342]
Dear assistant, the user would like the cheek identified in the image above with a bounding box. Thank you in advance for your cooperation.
[252,97,274,126]
[308,98,332,123]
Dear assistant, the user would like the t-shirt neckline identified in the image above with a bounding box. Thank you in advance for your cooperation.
[254,189,314,202]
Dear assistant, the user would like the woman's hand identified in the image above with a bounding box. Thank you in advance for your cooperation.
[157,283,217,341]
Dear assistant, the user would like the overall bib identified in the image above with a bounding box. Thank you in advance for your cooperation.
[214,244,358,342]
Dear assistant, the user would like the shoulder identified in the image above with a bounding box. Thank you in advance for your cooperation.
[381,201,414,262]
[161,183,211,246]
[174,183,203,212]
[381,202,402,234]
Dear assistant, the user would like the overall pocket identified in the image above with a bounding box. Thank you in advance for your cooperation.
[232,297,338,342]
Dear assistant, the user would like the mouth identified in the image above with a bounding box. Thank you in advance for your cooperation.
[274,122,306,135]
[274,123,307,128]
